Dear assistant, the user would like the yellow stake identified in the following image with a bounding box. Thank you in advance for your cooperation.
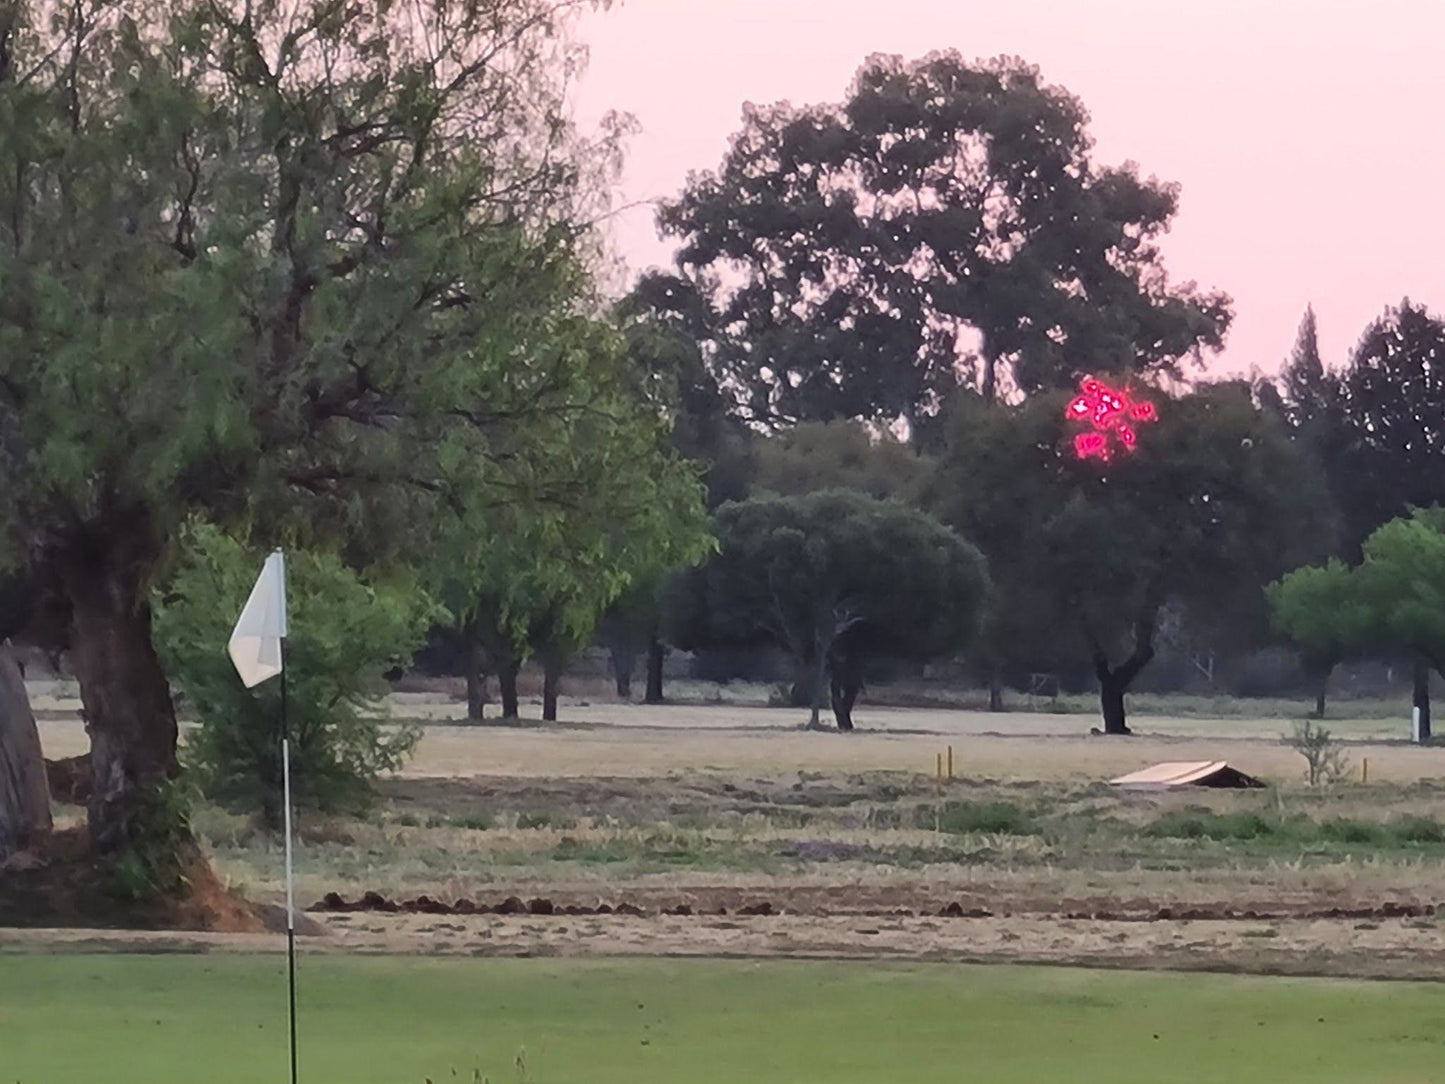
[947,745,954,780]
[936,752,943,782]
[1362,757,1369,784]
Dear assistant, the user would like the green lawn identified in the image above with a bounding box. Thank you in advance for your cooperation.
[5,953,1445,1083]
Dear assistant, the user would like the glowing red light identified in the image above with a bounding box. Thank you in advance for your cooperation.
[1065,376,1157,462]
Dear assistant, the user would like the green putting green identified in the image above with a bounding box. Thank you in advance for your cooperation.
[4,953,1444,1082]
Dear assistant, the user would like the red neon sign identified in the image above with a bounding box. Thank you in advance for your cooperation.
[1066,376,1157,462]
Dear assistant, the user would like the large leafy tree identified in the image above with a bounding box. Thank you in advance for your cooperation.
[932,381,1330,733]
[429,387,710,723]
[669,491,988,730]
[1330,300,1445,552]
[657,52,1230,430]
[1278,306,1336,433]
[0,0,620,861]
[1266,560,1369,718]
[590,275,750,704]
[1274,511,1445,742]
[1352,512,1445,742]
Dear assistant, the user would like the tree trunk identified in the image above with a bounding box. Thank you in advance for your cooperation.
[807,644,829,729]
[1098,672,1131,735]
[988,671,1004,713]
[1413,657,1432,744]
[465,643,487,721]
[1090,609,1157,737]
[1307,656,1333,719]
[0,640,51,857]
[643,638,666,704]
[57,524,180,853]
[541,650,562,723]
[829,651,861,733]
[608,644,634,699]
[498,657,521,720]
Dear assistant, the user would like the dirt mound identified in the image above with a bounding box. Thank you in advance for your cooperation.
[310,888,1435,926]
[0,828,265,933]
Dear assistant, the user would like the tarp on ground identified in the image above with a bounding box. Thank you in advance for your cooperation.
[1109,760,1264,790]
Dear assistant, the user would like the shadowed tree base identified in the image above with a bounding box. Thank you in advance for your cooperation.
[0,827,266,932]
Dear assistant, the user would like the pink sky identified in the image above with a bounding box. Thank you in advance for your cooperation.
[573,0,1445,380]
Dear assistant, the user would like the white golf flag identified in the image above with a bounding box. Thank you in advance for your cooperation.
[228,549,288,688]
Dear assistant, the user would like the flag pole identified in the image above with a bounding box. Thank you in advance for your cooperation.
[281,633,297,1084]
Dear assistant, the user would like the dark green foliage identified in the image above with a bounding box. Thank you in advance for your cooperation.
[1144,811,1277,841]
[1392,816,1445,844]
[108,779,199,902]
[1332,300,1445,551]
[658,53,1229,427]
[0,0,638,854]
[749,422,931,503]
[1267,561,1369,716]
[155,524,436,825]
[669,491,989,729]
[1144,809,1445,848]
[931,382,1331,732]
[929,801,1038,836]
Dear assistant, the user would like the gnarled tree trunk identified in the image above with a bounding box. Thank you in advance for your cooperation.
[643,638,666,704]
[56,518,180,853]
[0,640,51,857]
[1090,607,1158,737]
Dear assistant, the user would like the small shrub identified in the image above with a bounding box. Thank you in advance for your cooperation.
[929,800,1038,836]
[1318,818,1386,844]
[1390,816,1445,844]
[155,522,438,827]
[1285,719,1349,786]
[1144,810,1276,840]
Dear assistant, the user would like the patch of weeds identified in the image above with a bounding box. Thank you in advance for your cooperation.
[1391,815,1445,844]
[516,810,577,831]
[924,800,1039,836]
[453,812,495,831]
[1143,810,1277,841]
[1318,818,1387,845]
[552,837,630,864]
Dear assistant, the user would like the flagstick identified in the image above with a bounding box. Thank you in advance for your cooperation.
[281,638,297,1084]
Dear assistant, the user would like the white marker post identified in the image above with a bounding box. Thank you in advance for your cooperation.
[228,549,295,1084]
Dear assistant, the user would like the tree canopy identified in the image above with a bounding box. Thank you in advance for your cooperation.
[748,422,931,503]
[0,0,625,858]
[1328,300,1445,552]
[669,490,988,729]
[1265,559,1369,717]
[931,380,1330,732]
[657,52,1230,430]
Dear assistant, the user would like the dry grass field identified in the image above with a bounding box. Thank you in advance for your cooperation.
[26,689,1445,980]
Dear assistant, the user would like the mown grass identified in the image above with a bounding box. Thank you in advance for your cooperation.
[8,954,1445,1084]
